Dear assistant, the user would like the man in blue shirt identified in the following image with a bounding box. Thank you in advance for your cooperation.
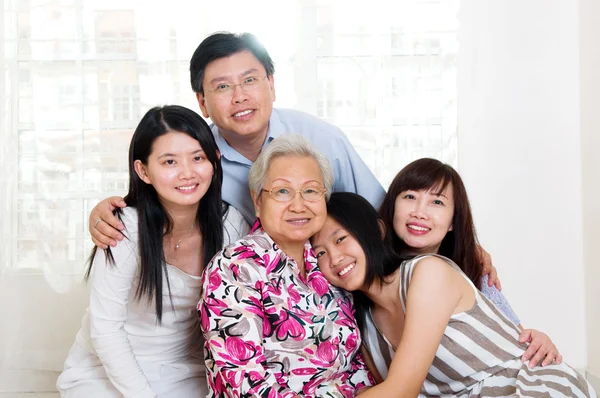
[89,32,384,246]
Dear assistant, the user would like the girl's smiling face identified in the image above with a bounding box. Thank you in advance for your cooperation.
[312,216,368,292]
[134,131,214,212]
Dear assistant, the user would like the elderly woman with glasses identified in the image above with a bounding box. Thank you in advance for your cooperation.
[197,135,373,398]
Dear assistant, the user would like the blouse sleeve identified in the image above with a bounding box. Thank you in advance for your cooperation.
[199,249,297,397]
[88,210,156,398]
[343,344,375,391]
[479,274,521,325]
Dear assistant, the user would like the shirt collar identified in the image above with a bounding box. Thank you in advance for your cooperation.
[211,123,247,164]
[263,108,284,147]
[250,218,317,274]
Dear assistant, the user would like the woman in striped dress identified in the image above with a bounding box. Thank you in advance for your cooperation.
[311,190,596,397]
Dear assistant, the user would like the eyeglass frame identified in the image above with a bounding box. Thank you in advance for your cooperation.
[204,75,269,95]
[261,185,328,203]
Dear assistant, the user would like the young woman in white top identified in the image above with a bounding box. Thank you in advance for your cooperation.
[56,105,249,398]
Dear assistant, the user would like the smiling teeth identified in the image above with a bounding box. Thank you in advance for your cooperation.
[339,262,355,276]
[288,219,308,224]
[177,185,196,191]
[234,110,252,117]
[408,225,428,231]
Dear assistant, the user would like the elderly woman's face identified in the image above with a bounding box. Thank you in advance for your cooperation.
[253,155,327,250]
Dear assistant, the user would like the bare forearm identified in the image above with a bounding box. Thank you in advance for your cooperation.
[355,382,418,398]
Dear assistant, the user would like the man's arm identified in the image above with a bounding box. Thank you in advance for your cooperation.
[480,278,562,367]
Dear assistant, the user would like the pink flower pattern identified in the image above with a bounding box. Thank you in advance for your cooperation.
[198,224,373,397]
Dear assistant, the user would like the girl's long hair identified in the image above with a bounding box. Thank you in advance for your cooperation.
[325,192,404,332]
[85,105,225,322]
[378,158,482,289]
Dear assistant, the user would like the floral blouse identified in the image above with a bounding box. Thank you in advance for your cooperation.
[198,222,373,398]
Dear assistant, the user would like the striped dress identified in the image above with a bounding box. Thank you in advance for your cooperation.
[363,255,596,398]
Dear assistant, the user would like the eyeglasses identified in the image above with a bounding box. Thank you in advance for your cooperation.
[262,185,327,203]
[206,75,268,96]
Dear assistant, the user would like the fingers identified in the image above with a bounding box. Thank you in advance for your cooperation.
[521,339,541,364]
[477,245,502,291]
[90,221,120,249]
[488,265,500,289]
[88,197,126,249]
[520,329,561,368]
[108,196,127,211]
[91,229,111,250]
[518,329,533,343]
[100,210,124,232]
[541,348,559,367]
[528,347,547,368]
[97,218,124,245]
[100,198,125,230]
[484,264,502,290]
[477,245,491,274]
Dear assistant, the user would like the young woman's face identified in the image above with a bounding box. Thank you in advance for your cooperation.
[312,216,367,292]
[134,131,215,211]
[393,184,455,255]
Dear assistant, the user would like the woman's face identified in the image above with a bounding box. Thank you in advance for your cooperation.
[393,184,455,255]
[134,131,214,211]
[253,155,327,252]
[312,216,367,292]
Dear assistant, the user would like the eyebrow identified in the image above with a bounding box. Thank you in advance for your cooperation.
[209,68,260,86]
[271,178,291,185]
[312,228,344,251]
[328,228,344,240]
[157,149,204,159]
[271,178,321,185]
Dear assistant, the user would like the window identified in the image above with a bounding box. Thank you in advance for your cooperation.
[3,0,459,272]
[1,0,458,388]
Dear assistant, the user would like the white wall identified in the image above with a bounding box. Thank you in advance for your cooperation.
[457,0,587,369]
[0,276,89,392]
[580,0,600,385]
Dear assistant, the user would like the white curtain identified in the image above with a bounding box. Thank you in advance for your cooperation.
[0,0,459,392]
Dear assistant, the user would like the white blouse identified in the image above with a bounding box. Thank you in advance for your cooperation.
[57,205,249,398]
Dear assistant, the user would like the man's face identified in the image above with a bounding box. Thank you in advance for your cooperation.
[196,50,276,142]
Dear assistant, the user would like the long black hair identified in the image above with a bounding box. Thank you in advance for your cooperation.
[86,105,225,322]
[379,158,482,289]
[324,192,404,332]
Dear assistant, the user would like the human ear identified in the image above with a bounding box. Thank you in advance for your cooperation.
[377,219,387,239]
[196,93,210,118]
[134,160,151,185]
[268,74,276,102]
[251,190,261,218]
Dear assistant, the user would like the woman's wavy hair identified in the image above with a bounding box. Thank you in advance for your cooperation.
[85,105,225,322]
[378,158,482,289]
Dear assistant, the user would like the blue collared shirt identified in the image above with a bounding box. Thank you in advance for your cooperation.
[212,108,385,223]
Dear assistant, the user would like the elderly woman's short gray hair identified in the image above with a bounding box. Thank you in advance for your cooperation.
[248,134,334,199]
